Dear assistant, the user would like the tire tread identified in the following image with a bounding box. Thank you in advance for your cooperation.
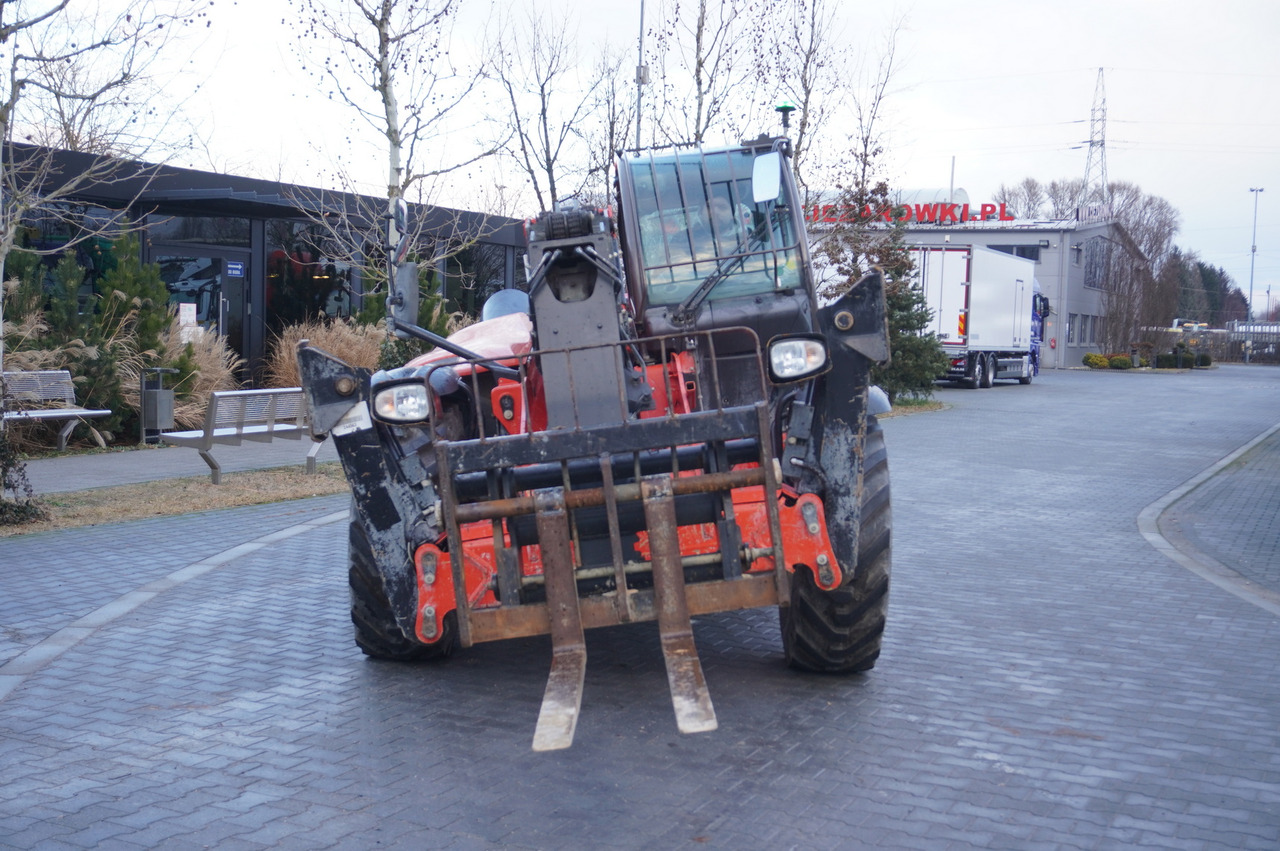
[781,422,892,673]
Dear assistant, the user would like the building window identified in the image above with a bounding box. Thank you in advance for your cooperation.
[147,214,251,248]
[1068,313,1078,345]
[443,241,518,318]
[1087,315,1096,345]
[989,244,1041,263]
[1084,237,1109,289]
[265,220,355,330]
[17,202,124,307]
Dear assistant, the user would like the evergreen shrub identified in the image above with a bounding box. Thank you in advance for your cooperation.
[1082,352,1109,369]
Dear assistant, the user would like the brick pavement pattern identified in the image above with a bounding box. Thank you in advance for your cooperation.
[1,365,1279,849]
[1160,428,1280,594]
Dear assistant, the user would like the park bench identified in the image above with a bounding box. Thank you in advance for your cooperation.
[161,387,325,484]
[1,369,112,450]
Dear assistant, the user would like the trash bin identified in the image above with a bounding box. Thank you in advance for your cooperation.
[140,367,178,444]
[1130,347,1140,368]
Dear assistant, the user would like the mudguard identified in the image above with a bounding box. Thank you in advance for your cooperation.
[298,342,430,643]
[808,269,890,576]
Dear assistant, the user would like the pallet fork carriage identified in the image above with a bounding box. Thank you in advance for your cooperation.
[299,136,892,749]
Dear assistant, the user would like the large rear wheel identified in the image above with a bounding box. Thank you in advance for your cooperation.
[967,354,986,389]
[349,516,456,661]
[781,419,891,673]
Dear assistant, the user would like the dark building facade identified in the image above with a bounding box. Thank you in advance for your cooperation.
[11,145,524,376]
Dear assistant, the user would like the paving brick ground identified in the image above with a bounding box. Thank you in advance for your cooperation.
[1160,427,1280,597]
[1,364,1279,850]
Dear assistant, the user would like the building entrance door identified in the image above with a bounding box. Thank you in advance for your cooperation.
[154,247,253,369]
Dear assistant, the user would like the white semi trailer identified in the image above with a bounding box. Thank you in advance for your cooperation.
[912,245,1047,388]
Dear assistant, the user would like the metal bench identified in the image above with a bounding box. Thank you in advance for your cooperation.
[1,369,113,450]
[160,387,325,484]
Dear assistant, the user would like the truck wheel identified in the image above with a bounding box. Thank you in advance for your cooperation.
[349,517,456,661]
[967,354,985,389]
[980,354,995,388]
[781,420,891,673]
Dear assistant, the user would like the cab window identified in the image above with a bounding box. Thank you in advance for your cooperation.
[629,149,800,306]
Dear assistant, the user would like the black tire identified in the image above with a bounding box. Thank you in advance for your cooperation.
[980,353,995,388]
[967,354,985,389]
[781,420,891,673]
[349,516,456,661]
[540,209,595,240]
[1018,357,1033,385]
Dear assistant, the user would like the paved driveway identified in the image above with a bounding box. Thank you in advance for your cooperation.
[2,365,1279,849]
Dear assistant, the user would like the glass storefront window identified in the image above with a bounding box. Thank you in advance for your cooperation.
[15,205,129,313]
[146,214,251,247]
[443,241,514,318]
[158,255,221,326]
[265,220,355,333]
[154,251,250,369]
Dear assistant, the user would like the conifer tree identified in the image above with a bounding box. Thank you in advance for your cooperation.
[97,233,171,360]
[819,201,948,404]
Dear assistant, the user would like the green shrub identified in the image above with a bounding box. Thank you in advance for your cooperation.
[1108,355,1132,369]
[2,234,228,445]
[1196,352,1213,367]
[1155,353,1177,368]
[1082,352,1109,369]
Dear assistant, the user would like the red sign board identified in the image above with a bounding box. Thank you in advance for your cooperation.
[806,202,1016,225]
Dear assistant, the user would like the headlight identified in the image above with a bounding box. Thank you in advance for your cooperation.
[371,382,431,423]
[768,337,829,383]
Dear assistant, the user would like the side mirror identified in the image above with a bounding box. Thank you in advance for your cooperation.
[388,261,419,339]
[752,152,782,204]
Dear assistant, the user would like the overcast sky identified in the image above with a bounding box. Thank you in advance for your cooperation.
[193,0,1280,313]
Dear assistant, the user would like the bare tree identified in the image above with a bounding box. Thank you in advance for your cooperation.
[289,0,496,206]
[1,1,205,253]
[13,8,204,162]
[648,0,755,146]
[994,177,1046,220]
[1096,228,1155,353]
[1045,178,1084,220]
[754,0,851,210]
[1108,180,1179,275]
[579,47,634,209]
[1094,183,1179,352]
[1,0,208,370]
[844,22,901,202]
[286,0,504,325]
[798,17,902,297]
[488,9,601,213]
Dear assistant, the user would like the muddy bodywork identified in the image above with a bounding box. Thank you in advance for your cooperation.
[299,137,890,749]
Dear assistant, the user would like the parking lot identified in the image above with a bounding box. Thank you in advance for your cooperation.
[2,365,1279,849]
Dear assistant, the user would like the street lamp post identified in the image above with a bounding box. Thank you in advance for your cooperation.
[635,0,647,150]
[1247,187,1263,363]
